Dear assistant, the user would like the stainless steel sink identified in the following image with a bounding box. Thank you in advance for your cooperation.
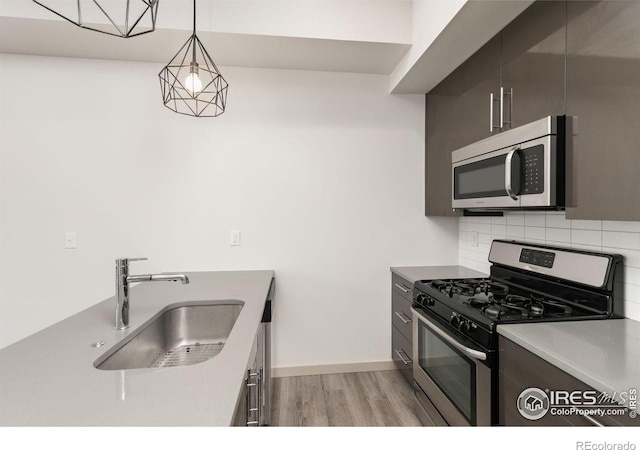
[94,300,243,370]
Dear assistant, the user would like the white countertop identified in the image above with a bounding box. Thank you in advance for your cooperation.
[498,319,640,396]
[0,270,274,426]
[391,265,488,284]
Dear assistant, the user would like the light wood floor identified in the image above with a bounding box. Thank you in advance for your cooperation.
[271,370,421,426]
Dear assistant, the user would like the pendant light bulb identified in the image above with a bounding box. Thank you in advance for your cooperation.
[184,63,202,95]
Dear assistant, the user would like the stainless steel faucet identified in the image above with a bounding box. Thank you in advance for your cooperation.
[115,257,190,330]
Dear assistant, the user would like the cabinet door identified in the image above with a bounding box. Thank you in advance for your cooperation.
[390,273,413,384]
[460,35,501,147]
[392,326,413,384]
[501,0,567,128]
[233,332,260,426]
[425,70,462,216]
[499,336,593,426]
[499,336,636,426]
[565,1,640,221]
[232,382,249,426]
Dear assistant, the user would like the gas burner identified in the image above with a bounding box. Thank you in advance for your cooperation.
[467,293,494,308]
[473,291,493,302]
[482,303,530,320]
[472,280,510,296]
[430,279,478,298]
[433,278,512,302]
[529,302,544,316]
[472,293,575,320]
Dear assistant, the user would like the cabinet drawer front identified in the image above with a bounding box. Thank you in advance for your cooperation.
[391,273,413,301]
[392,326,413,384]
[392,291,413,342]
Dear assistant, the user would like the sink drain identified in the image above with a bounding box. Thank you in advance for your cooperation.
[153,342,225,368]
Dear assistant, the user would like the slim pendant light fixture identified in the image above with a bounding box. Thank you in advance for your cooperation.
[32,0,159,38]
[158,0,228,117]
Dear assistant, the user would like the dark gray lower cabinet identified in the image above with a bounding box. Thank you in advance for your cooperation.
[391,273,413,384]
[499,336,636,426]
[233,324,266,426]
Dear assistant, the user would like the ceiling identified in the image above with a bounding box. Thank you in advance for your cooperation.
[0,0,533,94]
[0,16,409,75]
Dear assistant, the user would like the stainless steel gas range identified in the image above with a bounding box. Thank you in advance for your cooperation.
[411,240,624,426]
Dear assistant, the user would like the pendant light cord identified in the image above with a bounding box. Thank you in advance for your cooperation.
[192,0,197,64]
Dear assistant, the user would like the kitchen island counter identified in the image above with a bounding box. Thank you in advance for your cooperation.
[0,270,274,426]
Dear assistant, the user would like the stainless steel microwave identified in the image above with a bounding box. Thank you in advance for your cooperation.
[452,116,572,210]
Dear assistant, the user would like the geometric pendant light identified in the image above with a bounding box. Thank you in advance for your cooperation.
[31,0,159,38]
[158,0,228,117]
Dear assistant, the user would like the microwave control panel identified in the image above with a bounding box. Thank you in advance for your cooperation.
[521,145,545,195]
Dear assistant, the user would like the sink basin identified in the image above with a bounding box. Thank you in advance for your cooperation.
[94,300,243,370]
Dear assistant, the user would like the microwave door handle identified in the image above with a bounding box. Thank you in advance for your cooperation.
[489,93,494,132]
[505,146,521,201]
[499,87,504,129]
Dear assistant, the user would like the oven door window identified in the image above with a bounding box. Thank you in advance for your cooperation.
[418,321,475,423]
[453,154,507,199]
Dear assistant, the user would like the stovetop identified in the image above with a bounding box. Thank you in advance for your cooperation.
[418,277,604,322]
[414,276,613,350]
[412,240,623,350]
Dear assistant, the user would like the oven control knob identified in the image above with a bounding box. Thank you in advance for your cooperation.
[416,294,435,307]
[450,313,460,328]
[459,319,471,332]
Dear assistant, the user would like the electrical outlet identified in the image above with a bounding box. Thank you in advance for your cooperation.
[65,232,77,249]
[469,231,478,248]
[230,230,241,246]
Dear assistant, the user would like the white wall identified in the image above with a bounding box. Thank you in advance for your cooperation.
[389,0,466,90]
[0,53,459,368]
[458,212,640,322]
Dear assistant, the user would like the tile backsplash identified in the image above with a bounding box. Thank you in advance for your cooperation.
[458,211,640,322]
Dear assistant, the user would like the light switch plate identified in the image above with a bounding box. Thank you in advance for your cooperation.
[469,231,478,248]
[230,230,241,246]
[65,232,77,249]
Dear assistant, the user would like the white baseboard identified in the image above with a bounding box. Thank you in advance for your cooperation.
[272,360,397,378]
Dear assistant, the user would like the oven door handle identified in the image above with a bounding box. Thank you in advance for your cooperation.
[417,312,488,362]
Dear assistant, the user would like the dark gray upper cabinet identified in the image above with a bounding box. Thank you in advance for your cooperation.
[459,0,567,145]
[426,0,639,220]
[425,71,462,217]
[459,35,502,147]
[565,1,640,221]
[425,1,567,216]
[501,0,567,128]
